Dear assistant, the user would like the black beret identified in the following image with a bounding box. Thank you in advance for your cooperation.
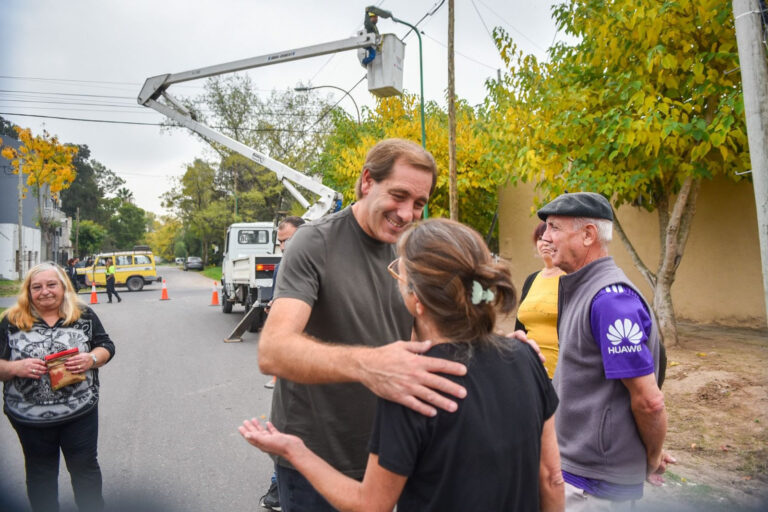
[537,192,613,221]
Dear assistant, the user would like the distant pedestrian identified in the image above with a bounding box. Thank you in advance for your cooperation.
[66,258,81,293]
[104,258,121,304]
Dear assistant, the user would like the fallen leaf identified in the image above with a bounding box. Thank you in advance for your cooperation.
[696,352,708,357]
[742,476,752,481]
[691,443,697,450]
[670,361,680,367]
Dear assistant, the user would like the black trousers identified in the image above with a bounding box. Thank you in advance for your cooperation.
[105,277,120,302]
[10,407,104,512]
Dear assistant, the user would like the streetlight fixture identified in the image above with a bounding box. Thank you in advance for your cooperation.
[295,85,361,124]
[366,6,426,150]
[366,6,428,217]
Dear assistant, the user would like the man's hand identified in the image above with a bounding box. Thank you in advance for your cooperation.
[646,451,676,486]
[506,330,545,363]
[357,340,467,417]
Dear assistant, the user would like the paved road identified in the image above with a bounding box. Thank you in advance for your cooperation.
[1,266,276,512]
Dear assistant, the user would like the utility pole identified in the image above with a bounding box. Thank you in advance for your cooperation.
[75,206,80,257]
[448,0,458,220]
[733,0,768,322]
[16,157,23,278]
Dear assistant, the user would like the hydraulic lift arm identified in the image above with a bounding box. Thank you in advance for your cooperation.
[137,33,379,220]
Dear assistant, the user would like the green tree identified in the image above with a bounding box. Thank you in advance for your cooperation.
[486,0,750,345]
[108,203,147,250]
[0,115,18,139]
[75,220,107,257]
[317,94,506,244]
[146,215,182,261]
[59,146,127,225]
[162,159,228,265]
[182,75,337,220]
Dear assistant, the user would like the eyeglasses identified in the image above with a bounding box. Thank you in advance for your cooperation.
[387,258,404,282]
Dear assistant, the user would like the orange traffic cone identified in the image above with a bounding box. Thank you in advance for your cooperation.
[210,281,220,306]
[160,279,170,300]
[89,283,98,304]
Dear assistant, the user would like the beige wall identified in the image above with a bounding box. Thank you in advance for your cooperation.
[498,176,767,329]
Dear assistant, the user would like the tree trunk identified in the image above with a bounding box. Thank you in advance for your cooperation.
[653,176,702,346]
[613,176,702,347]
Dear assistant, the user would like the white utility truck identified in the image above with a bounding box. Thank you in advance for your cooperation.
[138,22,405,340]
[220,222,282,332]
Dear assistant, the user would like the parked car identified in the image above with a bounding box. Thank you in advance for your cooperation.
[175,257,184,265]
[184,256,204,271]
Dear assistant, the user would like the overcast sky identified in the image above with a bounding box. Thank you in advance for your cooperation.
[1,0,562,215]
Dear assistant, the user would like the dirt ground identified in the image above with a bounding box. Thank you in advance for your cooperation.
[498,317,768,510]
[642,322,768,511]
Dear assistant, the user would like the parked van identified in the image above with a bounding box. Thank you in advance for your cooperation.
[80,249,161,291]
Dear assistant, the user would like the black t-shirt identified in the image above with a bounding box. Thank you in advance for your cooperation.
[368,339,558,511]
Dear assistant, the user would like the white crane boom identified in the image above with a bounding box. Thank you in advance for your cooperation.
[137,33,380,220]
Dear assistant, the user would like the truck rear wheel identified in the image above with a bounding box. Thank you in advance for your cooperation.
[126,276,144,291]
[221,284,233,313]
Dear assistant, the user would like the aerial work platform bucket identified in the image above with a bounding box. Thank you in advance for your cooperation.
[366,33,405,98]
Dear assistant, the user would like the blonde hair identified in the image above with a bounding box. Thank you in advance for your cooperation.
[2,262,84,330]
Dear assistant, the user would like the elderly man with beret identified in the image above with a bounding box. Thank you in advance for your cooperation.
[537,192,674,510]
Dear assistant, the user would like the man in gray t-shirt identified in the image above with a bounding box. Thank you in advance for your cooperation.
[258,139,468,512]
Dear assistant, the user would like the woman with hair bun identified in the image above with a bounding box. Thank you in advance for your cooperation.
[240,218,563,512]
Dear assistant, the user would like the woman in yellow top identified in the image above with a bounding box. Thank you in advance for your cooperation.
[515,222,564,378]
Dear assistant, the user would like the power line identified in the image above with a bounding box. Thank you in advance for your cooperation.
[420,31,498,70]
[0,112,335,134]
[0,98,146,109]
[1,112,161,126]
[0,89,136,100]
[471,0,496,42]
[475,0,547,53]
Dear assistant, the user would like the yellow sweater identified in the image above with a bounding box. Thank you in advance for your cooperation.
[516,273,561,378]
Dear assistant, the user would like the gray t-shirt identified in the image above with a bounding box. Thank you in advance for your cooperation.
[270,206,413,478]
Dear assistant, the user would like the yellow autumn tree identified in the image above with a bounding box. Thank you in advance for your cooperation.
[317,94,505,245]
[1,126,79,256]
[485,0,750,345]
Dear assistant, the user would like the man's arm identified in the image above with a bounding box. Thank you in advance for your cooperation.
[621,373,668,479]
[258,297,467,416]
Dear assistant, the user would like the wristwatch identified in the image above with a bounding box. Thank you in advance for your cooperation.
[90,353,98,367]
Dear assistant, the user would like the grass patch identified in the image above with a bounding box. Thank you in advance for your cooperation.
[0,279,21,297]
[203,266,222,281]
[738,448,768,478]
